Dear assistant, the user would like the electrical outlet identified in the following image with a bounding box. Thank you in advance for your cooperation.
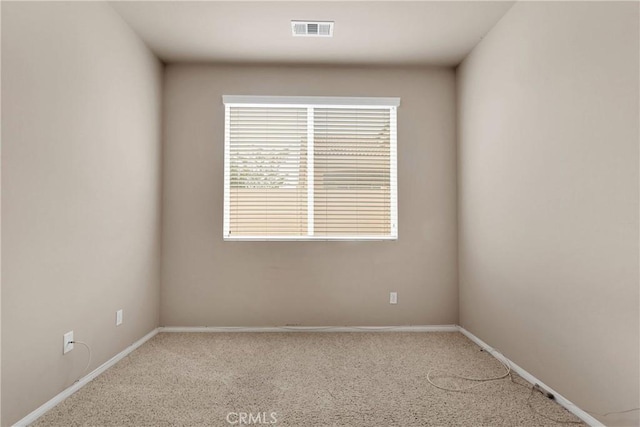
[390,292,398,304]
[116,309,123,326]
[63,331,74,354]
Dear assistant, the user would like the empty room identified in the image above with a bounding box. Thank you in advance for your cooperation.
[1,1,638,426]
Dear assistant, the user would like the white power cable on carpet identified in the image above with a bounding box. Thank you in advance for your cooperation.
[427,346,585,424]
[426,347,512,392]
[70,340,92,382]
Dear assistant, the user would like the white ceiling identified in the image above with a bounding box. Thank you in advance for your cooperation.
[111,1,514,66]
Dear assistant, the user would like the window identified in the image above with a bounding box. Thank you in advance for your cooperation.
[223,96,399,240]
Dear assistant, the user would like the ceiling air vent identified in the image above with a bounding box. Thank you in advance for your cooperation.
[291,21,334,37]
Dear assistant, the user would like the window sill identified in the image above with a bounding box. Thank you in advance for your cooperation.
[223,236,398,242]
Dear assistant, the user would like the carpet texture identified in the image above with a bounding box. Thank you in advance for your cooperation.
[33,332,584,426]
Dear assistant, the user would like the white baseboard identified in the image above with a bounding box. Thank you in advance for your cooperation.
[14,328,160,427]
[457,326,603,427]
[159,325,459,333]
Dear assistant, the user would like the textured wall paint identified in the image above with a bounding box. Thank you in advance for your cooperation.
[1,2,163,424]
[161,64,458,327]
[457,2,639,426]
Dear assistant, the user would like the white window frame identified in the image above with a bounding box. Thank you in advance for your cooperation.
[223,95,400,241]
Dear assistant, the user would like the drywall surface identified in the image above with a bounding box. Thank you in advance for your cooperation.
[162,64,458,326]
[1,2,163,424]
[457,2,639,426]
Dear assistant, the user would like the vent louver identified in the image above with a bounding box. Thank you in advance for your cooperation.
[291,21,334,37]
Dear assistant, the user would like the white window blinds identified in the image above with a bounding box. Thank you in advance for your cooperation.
[223,96,399,240]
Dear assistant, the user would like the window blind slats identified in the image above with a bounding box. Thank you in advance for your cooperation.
[226,106,307,237]
[313,108,392,237]
[223,100,397,240]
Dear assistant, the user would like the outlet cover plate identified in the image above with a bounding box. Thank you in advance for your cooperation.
[63,331,74,354]
[116,309,123,326]
[390,292,398,304]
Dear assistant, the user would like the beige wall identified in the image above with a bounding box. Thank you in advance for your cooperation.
[161,64,457,327]
[457,2,639,426]
[1,2,163,425]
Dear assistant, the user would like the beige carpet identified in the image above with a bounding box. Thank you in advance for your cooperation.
[34,332,584,426]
